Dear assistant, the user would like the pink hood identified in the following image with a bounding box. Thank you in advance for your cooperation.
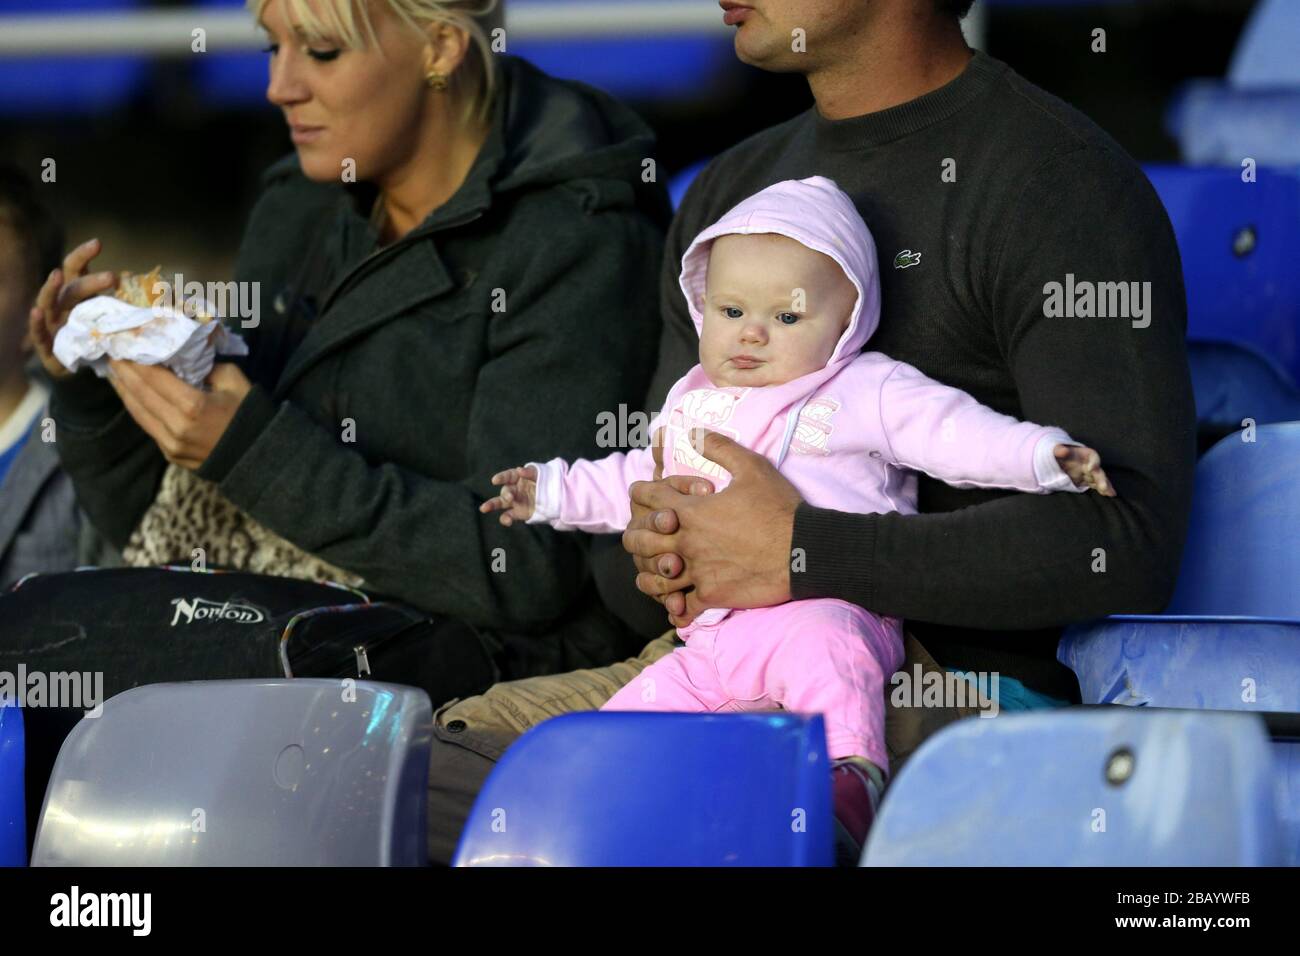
[677,175,880,371]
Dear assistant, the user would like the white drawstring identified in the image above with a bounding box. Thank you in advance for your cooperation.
[776,396,812,468]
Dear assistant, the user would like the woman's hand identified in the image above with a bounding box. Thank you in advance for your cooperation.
[480,465,540,525]
[623,429,803,628]
[27,238,119,381]
[107,360,253,471]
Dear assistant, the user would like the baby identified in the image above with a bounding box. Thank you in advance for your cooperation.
[480,176,1113,855]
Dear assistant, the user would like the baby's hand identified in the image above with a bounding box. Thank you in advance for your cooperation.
[1054,445,1117,497]
[479,465,540,525]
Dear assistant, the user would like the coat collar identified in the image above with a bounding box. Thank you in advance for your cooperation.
[271,71,511,399]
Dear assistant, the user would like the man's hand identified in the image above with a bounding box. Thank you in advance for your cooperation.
[623,429,803,627]
[107,360,252,470]
[625,426,710,591]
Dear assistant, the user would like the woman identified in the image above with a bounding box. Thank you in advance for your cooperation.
[25,0,670,698]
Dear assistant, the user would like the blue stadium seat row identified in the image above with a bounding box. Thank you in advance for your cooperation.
[192,0,738,109]
[0,0,737,113]
[15,683,1293,867]
[0,0,149,116]
[1060,423,1300,865]
[1167,0,1300,166]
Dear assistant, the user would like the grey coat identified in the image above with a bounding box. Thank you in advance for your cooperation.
[0,379,117,589]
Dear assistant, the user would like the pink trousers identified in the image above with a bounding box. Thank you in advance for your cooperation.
[602,598,905,770]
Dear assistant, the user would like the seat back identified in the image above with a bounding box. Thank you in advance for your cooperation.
[1059,618,1300,865]
[1277,741,1300,865]
[1142,164,1300,387]
[32,679,431,866]
[1061,618,1300,713]
[1188,340,1300,430]
[0,704,24,867]
[1167,422,1300,617]
[454,712,834,866]
[862,709,1283,866]
[1228,0,1300,89]
[669,159,710,210]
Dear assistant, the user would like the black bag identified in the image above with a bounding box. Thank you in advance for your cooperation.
[0,566,498,707]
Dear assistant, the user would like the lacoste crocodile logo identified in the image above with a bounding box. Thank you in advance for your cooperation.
[894,249,923,269]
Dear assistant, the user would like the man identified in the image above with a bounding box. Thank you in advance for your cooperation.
[0,165,108,588]
[427,0,1194,862]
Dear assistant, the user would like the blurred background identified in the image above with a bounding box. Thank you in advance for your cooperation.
[0,0,1274,281]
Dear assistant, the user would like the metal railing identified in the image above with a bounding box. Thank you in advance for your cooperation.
[0,3,731,56]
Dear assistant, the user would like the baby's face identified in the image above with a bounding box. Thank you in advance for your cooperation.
[699,233,856,388]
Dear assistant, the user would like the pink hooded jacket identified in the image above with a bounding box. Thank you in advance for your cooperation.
[528,176,1079,627]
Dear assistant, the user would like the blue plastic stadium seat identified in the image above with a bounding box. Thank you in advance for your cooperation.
[1279,742,1300,857]
[1060,423,1300,862]
[668,158,708,210]
[1058,428,1300,684]
[1227,0,1300,89]
[1168,86,1300,168]
[0,1,148,117]
[1166,0,1300,165]
[1142,164,1300,388]
[1062,618,1300,713]
[1165,422,1300,616]
[454,712,834,866]
[1060,618,1300,865]
[861,709,1283,866]
[1188,340,1300,430]
[0,704,24,867]
[31,680,432,866]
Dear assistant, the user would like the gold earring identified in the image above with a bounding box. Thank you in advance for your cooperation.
[425,70,448,91]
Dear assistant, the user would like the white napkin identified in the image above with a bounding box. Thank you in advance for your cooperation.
[53,296,249,388]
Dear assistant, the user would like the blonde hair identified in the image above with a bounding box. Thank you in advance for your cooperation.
[249,0,503,126]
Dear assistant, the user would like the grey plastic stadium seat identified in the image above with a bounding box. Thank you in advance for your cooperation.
[31,679,431,866]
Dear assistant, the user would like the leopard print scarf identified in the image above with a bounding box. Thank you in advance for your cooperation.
[122,463,365,588]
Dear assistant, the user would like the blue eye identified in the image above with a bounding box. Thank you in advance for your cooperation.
[723,306,743,319]
[778,312,800,325]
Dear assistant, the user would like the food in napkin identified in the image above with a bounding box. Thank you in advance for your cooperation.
[53,267,248,387]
